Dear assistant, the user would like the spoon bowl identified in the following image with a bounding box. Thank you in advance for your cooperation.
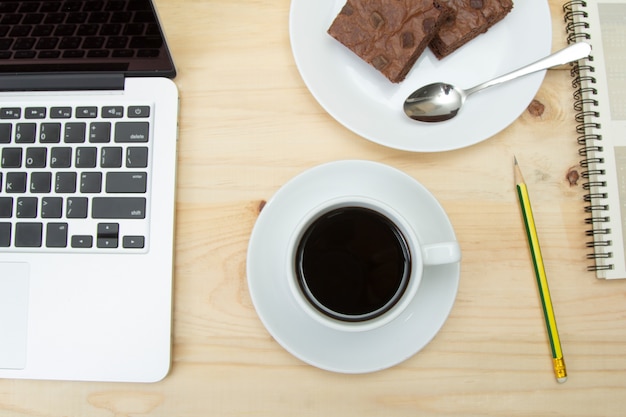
[404,42,592,123]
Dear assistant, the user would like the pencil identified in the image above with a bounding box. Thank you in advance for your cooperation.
[514,157,568,383]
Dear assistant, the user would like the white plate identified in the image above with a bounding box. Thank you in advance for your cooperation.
[247,161,461,373]
[289,0,552,152]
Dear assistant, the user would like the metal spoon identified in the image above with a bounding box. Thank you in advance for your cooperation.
[403,42,591,123]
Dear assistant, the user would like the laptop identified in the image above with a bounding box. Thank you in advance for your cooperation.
[0,0,178,382]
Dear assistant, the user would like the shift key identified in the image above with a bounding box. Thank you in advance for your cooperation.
[92,197,146,219]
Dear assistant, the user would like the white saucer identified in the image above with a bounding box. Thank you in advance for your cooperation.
[247,161,461,373]
[289,0,552,152]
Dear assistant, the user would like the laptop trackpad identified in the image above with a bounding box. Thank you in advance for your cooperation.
[0,262,29,370]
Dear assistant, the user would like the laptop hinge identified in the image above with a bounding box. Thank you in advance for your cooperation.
[0,74,125,92]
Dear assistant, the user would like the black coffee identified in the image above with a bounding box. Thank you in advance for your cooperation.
[295,207,411,322]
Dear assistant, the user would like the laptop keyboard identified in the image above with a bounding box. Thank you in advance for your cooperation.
[0,101,153,252]
[0,0,163,60]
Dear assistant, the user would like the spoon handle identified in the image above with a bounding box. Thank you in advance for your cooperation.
[464,42,591,97]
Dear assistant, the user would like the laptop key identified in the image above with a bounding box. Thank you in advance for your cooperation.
[25,147,47,168]
[55,172,77,193]
[13,39,36,51]
[0,223,10,247]
[41,3,61,13]
[44,13,66,24]
[100,146,122,167]
[97,222,119,248]
[16,197,37,218]
[1,148,22,168]
[128,106,150,118]
[129,36,163,49]
[38,50,61,59]
[66,13,88,24]
[126,147,148,168]
[106,172,147,193]
[10,25,34,37]
[40,123,62,143]
[63,2,84,12]
[62,50,85,58]
[98,223,119,237]
[59,37,82,49]
[106,36,128,49]
[66,197,88,218]
[28,10,47,23]
[56,25,79,36]
[87,49,110,58]
[46,223,68,248]
[112,49,134,58]
[16,123,36,143]
[14,51,37,59]
[75,147,97,168]
[102,106,124,118]
[111,11,132,23]
[123,236,145,249]
[36,37,60,50]
[92,197,146,219]
[0,197,13,218]
[0,3,19,13]
[101,23,122,36]
[41,197,63,219]
[134,11,156,23]
[123,23,144,36]
[97,237,118,249]
[76,107,98,118]
[19,2,40,13]
[80,172,102,193]
[32,25,54,37]
[30,172,52,193]
[50,107,72,119]
[5,172,27,193]
[78,25,100,37]
[115,122,149,142]
[88,14,109,25]
[64,122,86,143]
[0,124,11,143]
[0,108,21,119]
[25,107,46,119]
[89,122,111,143]
[50,147,72,168]
[137,49,159,58]
[15,222,43,247]
[71,235,93,248]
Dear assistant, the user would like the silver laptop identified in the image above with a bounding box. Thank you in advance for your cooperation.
[0,0,178,382]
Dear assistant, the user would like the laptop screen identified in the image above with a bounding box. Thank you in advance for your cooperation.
[0,0,176,77]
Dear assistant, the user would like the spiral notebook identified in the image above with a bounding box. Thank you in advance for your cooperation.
[565,0,626,279]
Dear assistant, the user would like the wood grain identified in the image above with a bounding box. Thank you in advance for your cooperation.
[2,1,625,416]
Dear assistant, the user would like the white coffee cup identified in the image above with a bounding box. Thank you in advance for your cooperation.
[286,196,461,332]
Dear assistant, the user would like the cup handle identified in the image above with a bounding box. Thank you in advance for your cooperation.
[421,242,461,266]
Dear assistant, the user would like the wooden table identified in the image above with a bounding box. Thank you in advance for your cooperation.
[2,1,625,416]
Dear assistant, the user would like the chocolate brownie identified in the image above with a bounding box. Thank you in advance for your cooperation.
[328,0,452,83]
[429,0,514,59]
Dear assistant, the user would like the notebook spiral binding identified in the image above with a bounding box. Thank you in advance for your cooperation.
[564,0,613,271]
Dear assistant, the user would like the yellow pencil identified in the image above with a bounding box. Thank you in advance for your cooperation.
[514,157,567,383]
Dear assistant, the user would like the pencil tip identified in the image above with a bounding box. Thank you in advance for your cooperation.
[514,156,518,165]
